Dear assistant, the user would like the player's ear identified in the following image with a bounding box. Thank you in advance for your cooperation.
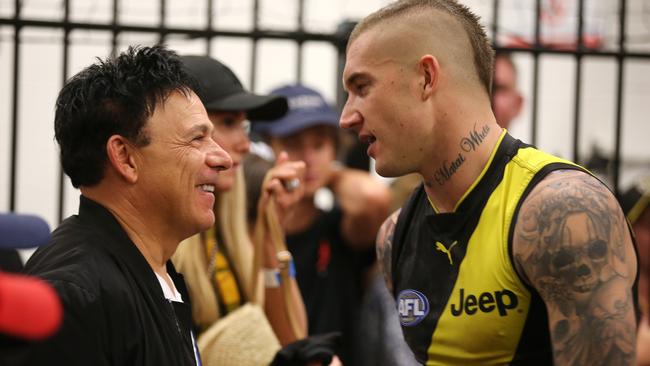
[419,55,440,100]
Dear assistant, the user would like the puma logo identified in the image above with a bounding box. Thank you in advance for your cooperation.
[435,241,458,265]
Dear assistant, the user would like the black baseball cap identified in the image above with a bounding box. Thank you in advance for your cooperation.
[180,55,288,120]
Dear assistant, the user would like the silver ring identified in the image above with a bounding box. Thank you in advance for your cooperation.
[284,178,300,192]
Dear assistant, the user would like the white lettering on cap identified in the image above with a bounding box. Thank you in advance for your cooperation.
[288,95,324,110]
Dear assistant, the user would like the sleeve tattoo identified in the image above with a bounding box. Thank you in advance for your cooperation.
[513,170,638,365]
[377,210,400,293]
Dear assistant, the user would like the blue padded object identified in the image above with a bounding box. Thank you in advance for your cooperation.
[0,213,51,249]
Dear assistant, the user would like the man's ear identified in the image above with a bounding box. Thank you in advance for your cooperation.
[106,135,139,184]
[419,55,440,100]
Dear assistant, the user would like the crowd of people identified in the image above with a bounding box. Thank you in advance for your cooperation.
[0,1,648,365]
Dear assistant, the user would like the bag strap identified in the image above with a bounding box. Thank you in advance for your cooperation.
[251,181,306,340]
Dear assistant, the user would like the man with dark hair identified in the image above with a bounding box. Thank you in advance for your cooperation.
[340,0,638,365]
[5,45,232,366]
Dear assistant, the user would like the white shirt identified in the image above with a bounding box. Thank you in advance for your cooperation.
[155,272,202,366]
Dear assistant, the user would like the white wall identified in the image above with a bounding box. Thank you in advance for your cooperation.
[1,0,649,233]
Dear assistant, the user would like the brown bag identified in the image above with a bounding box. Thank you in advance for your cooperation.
[197,303,281,366]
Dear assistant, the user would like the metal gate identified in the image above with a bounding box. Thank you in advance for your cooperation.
[1,0,649,226]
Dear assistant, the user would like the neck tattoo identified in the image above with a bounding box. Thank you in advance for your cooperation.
[430,123,491,187]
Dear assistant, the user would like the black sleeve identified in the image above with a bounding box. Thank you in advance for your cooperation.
[2,279,110,366]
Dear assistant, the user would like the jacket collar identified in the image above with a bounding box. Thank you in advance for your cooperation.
[77,195,189,301]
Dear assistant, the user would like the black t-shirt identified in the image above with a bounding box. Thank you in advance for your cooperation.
[286,206,373,365]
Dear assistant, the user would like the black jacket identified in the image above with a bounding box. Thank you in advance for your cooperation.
[5,196,198,366]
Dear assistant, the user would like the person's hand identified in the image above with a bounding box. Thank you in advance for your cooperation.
[257,151,306,228]
[329,166,392,248]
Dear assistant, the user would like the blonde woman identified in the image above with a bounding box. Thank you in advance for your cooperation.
[173,56,308,366]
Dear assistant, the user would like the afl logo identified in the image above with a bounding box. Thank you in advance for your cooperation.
[397,289,430,326]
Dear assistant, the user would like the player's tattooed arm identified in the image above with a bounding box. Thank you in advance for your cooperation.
[377,209,400,293]
[512,170,638,366]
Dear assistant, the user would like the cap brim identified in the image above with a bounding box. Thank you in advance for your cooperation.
[203,92,288,121]
[252,110,340,137]
[0,214,50,249]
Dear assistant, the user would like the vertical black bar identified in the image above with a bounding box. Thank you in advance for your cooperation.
[335,25,348,110]
[158,0,166,44]
[490,0,500,109]
[296,0,304,83]
[613,0,627,194]
[572,0,585,164]
[250,0,260,91]
[111,0,118,57]
[334,20,355,110]
[336,44,346,109]
[9,0,22,212]
[58,0,71,223]
[206,0,213,55]
[491,0,499,48]
[530,0,542,146]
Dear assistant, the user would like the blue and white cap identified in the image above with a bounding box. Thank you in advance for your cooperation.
[251,84,339,137]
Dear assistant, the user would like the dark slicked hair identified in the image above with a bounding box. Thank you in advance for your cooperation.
[349,0,494,94]
[54,45,197,188]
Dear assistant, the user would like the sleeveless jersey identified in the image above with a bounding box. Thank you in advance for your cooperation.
[391,132,584,365]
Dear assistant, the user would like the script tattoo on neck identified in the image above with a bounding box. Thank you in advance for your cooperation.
[461,123,491,152]
[432,123,491,186]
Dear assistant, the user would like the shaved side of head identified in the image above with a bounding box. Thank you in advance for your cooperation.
[349,0,494,95]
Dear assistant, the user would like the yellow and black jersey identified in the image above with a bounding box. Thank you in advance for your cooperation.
[391,132,584,365]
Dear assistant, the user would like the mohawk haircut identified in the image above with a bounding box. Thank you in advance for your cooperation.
[349,0,494,94]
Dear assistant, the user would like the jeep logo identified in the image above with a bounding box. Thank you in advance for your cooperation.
[397,289,430,326]
[450,288,518,316]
